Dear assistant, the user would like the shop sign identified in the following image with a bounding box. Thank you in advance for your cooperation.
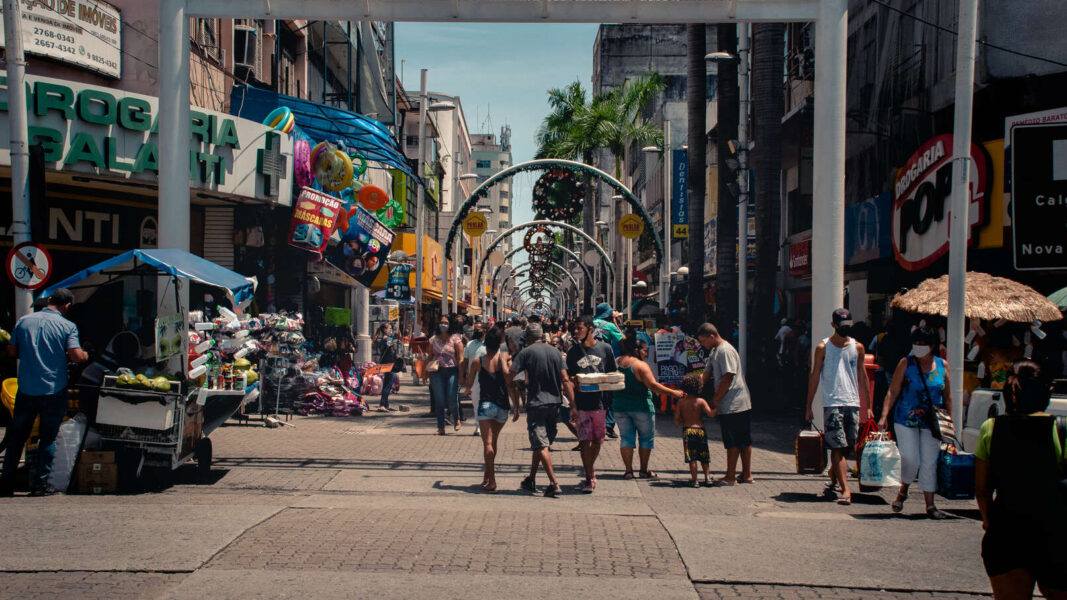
[788,238,811,278]
[0,0,122,78]
[1010,123,1067,270]
[845,192,892,266]
[704,217,716,276]
[386,263,412,301]
[288,187,341,253]
[331,205,395,288]
[672,149,688,238]
[0,74,292,202]
[618,214,644,239]
[891,134,990,271]
[462,212,487,237]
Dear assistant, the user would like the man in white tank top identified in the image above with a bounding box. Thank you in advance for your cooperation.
[804,308,870,505]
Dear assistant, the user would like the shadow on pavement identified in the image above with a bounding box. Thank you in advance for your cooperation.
[772,491,888,505]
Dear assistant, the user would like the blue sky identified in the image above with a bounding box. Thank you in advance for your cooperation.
[395,23,600,228]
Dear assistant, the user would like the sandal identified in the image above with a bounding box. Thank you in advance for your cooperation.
[891,492,906,513]
[481,483,497,493]
[623,470,635,480]
[711,479,736,487]
[825,481,844,494]
[837,495,852,505]
[926,506,950,520]
[638,470,658,479]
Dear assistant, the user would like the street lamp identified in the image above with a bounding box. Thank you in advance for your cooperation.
[642,127,672,313]
[707,31,751,371]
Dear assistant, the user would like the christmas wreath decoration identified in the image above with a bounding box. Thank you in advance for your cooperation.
[532,168,584,220]
[523,224,556,256]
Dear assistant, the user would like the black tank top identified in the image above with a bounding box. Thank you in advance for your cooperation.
[479,353,509,410]
[989,414,1067,533]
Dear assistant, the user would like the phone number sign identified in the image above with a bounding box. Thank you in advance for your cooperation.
[0,0,122,79]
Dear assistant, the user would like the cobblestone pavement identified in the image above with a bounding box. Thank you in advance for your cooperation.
[0,381,1000,599]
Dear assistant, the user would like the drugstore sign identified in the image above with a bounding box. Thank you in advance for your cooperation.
[891,134,990,271]
[0,74,292,202]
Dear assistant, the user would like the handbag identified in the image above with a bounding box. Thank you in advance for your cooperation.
[859,431,902,489]
[426,358,440,373]
[911,357,957,446]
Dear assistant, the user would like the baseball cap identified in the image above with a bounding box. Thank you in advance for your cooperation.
[832,308,853,327]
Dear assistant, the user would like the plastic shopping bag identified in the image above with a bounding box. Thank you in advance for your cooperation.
[859,432,902,489]
[49,413,87,492]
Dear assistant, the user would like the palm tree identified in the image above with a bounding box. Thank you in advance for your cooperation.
[751,23,785,395]
[686,24,708,328]
[715,24,739,333]
[536,75,665,308]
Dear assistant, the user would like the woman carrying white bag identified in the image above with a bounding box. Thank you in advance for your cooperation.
[878,326,954,519]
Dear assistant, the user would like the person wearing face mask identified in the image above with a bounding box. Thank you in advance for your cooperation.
[806,308,871,505]
[878,325,953,519]
[462,324,487,435]
[565,315,618,492]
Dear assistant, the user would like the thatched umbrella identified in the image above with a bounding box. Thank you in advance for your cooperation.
[891,272,1063,323]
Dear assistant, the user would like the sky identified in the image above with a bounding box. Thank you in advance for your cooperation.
[395,23,600,230]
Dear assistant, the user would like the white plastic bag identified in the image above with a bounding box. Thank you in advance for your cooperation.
[859,433,902,489]
[49,413,87,492]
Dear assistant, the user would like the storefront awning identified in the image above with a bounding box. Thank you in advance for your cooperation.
[421,288,467,308]
[230,85,418,182]
[40,249,258,308]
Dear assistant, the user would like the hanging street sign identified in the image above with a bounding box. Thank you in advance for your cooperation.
[618,214,644,239]
[6,242,53,289]
[463,212,488,237]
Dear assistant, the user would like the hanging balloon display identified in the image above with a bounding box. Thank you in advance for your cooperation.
[311,142,354,192]
[358,184,389,211]
[293,139,312,188]
[263,106,296,134]
[532,168,584,220]
[523,224,556,256]
[375,197,405,229]
[348,151,368,179]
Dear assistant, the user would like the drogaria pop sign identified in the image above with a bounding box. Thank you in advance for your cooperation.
[891,134,990,271]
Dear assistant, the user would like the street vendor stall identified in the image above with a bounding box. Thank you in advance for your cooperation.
[40,249,259,482]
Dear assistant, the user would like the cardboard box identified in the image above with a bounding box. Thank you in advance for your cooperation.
[79,450,115,465]
[75,462,118,494]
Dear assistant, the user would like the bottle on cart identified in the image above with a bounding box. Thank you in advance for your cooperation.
[195,338,217,354]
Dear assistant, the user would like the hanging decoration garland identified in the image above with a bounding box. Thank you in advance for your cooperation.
[523,224,556,256]
[532,168,584,220]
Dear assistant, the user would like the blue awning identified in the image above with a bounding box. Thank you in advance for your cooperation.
[230,85,418,182]
[40,249,257,309]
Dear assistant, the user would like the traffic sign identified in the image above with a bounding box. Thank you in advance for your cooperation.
[463,212,488,237]
[618,214,644,239]
[6,242,53,290]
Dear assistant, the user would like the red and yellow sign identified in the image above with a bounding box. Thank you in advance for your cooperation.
[463,212,488,237]
[618,214,644,239]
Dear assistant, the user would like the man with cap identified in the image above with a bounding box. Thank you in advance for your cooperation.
[593,302,625,438]
[507,322,569,497]
[805,308,871,505]
[0,288,89,496]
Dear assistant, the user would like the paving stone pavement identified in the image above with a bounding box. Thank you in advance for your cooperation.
[0,381,1001,598]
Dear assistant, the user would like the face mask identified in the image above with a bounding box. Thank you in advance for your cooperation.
[911,345,931,358]
[835,326,851,337]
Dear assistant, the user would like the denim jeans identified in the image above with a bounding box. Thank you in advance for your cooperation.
[380,372,395,409]
[0,391,66,491]
[606,408,616,432]
[430,366,459,429]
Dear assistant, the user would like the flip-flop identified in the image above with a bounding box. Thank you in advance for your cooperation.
[622,471,635,480]
[481,483,497,493]
[711,479,736,487]
[739,478,755,484]
[638,470,658,479]
[837,495,852,505]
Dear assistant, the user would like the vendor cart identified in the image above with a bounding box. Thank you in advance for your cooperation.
[40,249,259,484]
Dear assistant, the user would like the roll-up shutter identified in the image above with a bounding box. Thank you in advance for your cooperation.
[203,207,234,269]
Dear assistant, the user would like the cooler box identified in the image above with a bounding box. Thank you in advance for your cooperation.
[937,450,976,500]
[795,425,826,474]
[576,372,625,392]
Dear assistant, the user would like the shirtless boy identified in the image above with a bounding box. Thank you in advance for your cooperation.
[674,373,715,487]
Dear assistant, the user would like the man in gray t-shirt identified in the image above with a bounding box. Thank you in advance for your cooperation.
[696,322,754,486]
[508,325,568,497]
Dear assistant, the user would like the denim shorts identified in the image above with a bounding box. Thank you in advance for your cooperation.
[477,401,509,424]
[615,410,655,449]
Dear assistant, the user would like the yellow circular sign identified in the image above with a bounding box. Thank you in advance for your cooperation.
[463,212,488,237]
[618,214,644,239]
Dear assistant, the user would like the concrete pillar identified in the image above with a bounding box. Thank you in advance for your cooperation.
[157,0,191,250]
[810,0,848,427]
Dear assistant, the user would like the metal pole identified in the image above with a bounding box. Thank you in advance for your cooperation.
[4,0,32,317]
[737,23,750,371]
[451,108,460,315]
[414,69,428,334]
[947,0,979,435]
[355,286,371,362]
[158,0,191,251]
[811,0,848,429]
[626,236,633,319]
[661,122,672,310]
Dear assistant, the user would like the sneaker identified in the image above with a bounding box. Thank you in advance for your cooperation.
[29,484,59,497]
[544,483,562,498]
[520,476,538,494]
[605,429,618,439]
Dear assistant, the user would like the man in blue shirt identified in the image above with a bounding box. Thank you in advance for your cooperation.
[0,288,89,496]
